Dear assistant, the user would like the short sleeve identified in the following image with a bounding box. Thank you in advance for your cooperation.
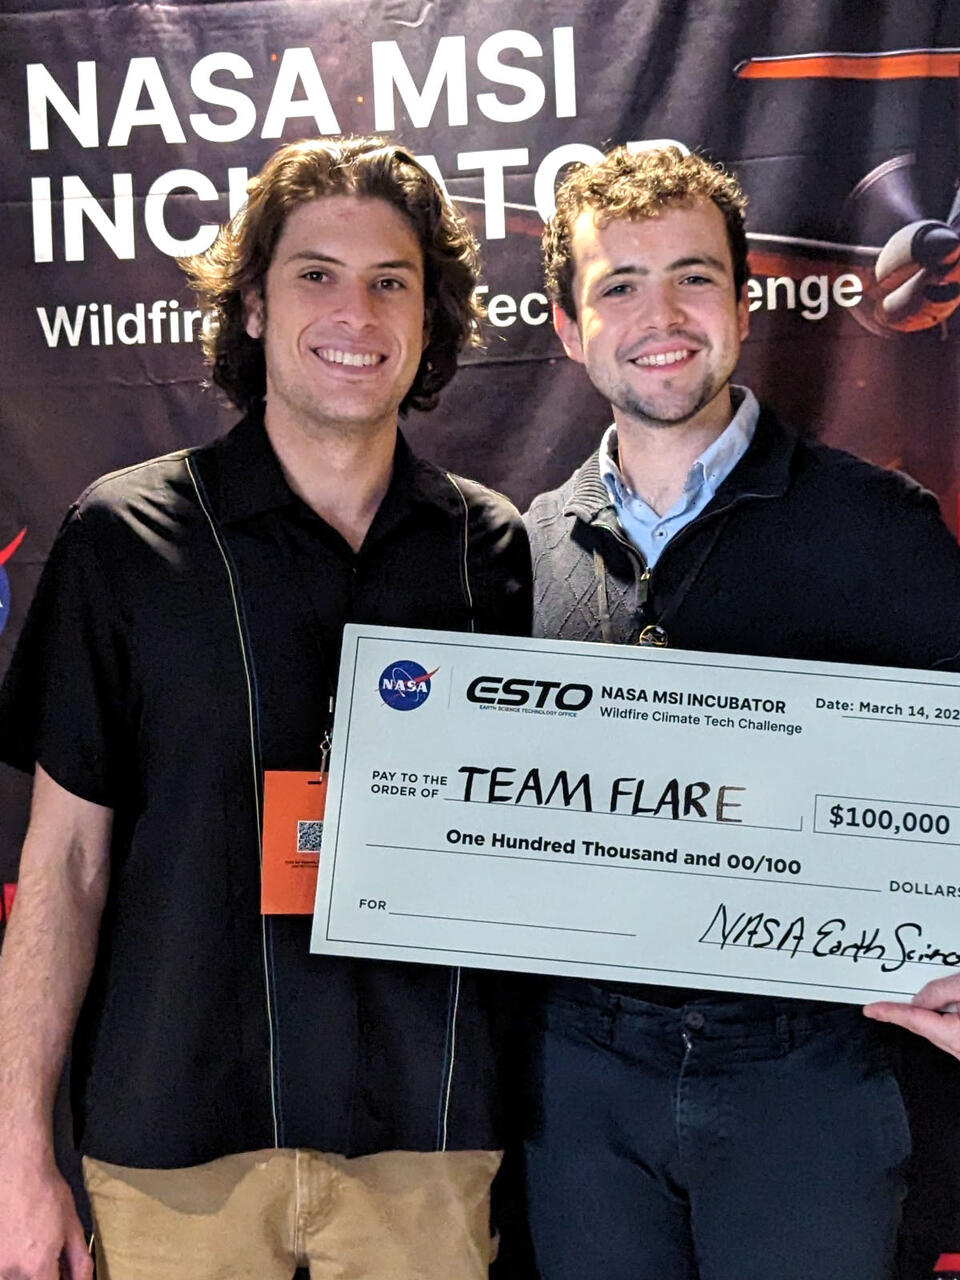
[0,508,132,806]
[463,488,532,637]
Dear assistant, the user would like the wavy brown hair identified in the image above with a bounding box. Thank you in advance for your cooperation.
[543,146,748,319]
[180,136,482,414]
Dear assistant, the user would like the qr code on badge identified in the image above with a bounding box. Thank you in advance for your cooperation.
[297,820,324,853]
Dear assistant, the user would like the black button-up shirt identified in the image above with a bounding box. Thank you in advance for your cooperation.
[0,413,531,1165]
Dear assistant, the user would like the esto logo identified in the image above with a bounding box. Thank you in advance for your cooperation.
[467,676,593,711]
[378,660,439,711]
[0,529,27,639]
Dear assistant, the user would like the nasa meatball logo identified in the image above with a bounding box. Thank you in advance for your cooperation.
[378,660,438,710]
[0,529,27,640]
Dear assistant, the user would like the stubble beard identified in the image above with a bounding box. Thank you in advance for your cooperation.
[262,338,401,444]
[595,334,736,431]
[611,370,729,429]
[257,294,409,442]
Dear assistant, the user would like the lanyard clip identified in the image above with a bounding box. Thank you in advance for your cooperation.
[319,730,332,776]
[318,695,335,774]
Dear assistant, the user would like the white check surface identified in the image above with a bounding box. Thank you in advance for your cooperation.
[310,625,960,1004]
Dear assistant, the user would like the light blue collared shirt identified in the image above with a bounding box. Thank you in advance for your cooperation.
[598,386,759,569]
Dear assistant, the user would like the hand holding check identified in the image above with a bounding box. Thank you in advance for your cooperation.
[864,977,960,1060]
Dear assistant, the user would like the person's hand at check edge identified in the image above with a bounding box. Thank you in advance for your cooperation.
[864,979,960,1060]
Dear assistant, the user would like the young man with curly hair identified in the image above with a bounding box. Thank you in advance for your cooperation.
[0,137,529,1280]
[522,145,960,1280]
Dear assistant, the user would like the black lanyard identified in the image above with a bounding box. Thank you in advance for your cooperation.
[593,510,733,647]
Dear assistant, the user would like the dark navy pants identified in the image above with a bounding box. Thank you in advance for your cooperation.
[522,985,910,1280]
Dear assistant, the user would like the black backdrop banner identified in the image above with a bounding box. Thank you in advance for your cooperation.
[2,3,960,1272]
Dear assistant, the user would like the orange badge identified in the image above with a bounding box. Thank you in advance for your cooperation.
[261,771,328,914]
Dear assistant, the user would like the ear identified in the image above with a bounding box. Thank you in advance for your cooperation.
[737,289,749,342]
[552,302,585,365]
[243,287,264,341]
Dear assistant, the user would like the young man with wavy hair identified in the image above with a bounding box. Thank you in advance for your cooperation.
[0,136,529,1280]
[522,145,960,1280]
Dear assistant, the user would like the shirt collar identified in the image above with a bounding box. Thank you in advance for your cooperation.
[206,410,297,523]
[565,391,794,526]
[198,409,463,527]
[598,386,760,507]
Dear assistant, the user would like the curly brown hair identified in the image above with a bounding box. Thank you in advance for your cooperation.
[543,146,748,319]
[180,136,483,415]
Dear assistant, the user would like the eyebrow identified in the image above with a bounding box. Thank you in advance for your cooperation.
[285,250,421,272]
[603,254,730,279]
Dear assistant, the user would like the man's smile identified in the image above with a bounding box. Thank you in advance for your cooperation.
[313,346,387,368]
[629,347,698,368]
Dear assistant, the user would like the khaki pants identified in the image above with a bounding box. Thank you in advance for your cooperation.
[84,1148,501,1280]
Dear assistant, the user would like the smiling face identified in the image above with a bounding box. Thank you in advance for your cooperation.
[554,200,749,435]
[243,195,427,440]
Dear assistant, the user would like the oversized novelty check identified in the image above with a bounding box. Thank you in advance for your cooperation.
[310,625,960,1004]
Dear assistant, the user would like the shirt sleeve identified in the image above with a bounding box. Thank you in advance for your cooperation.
[887,485,960,673]
[464,490,533,638]
[0,507,133,807]
[916,495,960,672]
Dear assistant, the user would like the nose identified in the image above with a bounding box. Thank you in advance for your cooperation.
[334,277,377,328]
[642,281,685,329]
